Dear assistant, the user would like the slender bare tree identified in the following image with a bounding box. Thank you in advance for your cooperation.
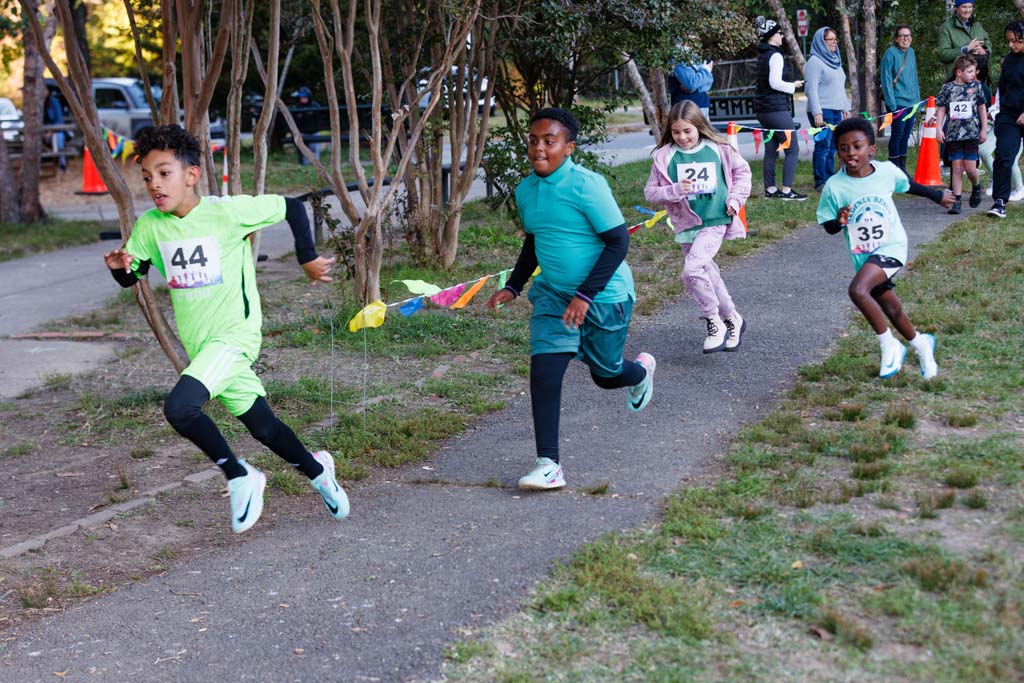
[18,0,51,222]
[21,0,189,371]
[226,0,256,196]
[768,0,806,76]
[863,0,878,118]
[836,0,861,115]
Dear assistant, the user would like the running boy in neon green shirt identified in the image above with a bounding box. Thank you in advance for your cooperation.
[104,125,348,533]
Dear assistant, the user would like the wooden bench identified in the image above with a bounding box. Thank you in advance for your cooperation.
[6,123,81,178]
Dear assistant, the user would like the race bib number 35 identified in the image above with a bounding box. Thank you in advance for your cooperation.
[676,161,718,195]
[158,236,223,289]
[848,211,888,255]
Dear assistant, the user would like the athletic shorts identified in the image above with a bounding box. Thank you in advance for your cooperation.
[864,254,903,298]
[946,139,979,162]
[181,340,266,416]
[527,279,633,378]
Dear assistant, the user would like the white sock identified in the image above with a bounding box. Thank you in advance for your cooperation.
[767,186,778,193]
[877,329,895,347]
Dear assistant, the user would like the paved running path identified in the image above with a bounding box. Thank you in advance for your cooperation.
[0,202,964,682]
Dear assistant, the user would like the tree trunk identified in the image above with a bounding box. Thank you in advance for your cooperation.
[226,0,255,196]
[70,0,89,73]
[0,137,20,223]
[123,0,160,123]
[621,54,660,138]
[862,0,878,118]
[19,0,47,223]
[836,0,861,115]
[767,0,806,76]
[159,0,180,125]
[22,0,189,372]
[249,0,280,262]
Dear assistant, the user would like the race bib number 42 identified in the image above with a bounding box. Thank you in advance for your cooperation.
[950,101,972,120]
[676,162,718,195]
[158,236,223,289]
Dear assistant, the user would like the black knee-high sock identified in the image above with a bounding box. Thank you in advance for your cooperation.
[164,375,247,480]
[238,397,323,479]
[589,359,645,390]
[530,352,574,464]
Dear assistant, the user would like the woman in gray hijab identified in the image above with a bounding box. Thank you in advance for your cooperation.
[804,26,851,190]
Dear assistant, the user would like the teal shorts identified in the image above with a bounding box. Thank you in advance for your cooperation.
[527,279,633,378]
[181,340,266,416]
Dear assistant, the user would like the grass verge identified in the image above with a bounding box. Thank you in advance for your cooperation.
[438,204,1024,681]
[0,218,113,262]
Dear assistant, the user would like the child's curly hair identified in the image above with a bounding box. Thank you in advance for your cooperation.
[530,108,579,142]
[134,124,201,168]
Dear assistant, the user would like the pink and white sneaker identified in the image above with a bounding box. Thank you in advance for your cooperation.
[517,457,565,491]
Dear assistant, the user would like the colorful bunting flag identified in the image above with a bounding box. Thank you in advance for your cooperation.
[430,284,467,307]
[451,276,490,309]
[776,131,791,151]
[800,129,811,148]
[398,279,443,296]
[399,297,424,317]
[348,300,387,331]
[752,129,762,155]
[902,102,921,121]
[879,112,893,131]
[764,130,775,143]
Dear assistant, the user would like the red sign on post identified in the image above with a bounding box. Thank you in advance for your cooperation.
[796,9,809,37]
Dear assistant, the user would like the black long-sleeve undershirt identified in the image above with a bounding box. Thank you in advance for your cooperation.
[109,196,317,288]
[503,224,630,301]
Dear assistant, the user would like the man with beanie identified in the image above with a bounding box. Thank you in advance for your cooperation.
[938,1,990,66]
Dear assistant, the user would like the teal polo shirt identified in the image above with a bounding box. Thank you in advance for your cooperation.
[515,158,634,303]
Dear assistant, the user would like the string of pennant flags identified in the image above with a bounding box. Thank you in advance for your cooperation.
[347,210,668,332]
[735,99,930,155]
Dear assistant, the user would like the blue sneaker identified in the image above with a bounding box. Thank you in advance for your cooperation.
[627,352,656,412]
[227,460,266,534]
[311,451,349,520]
[879,341,907,378]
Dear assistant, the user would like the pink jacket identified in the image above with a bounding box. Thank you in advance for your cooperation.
[643,141,752,240]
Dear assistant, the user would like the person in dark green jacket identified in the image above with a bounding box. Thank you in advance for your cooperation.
[938,0,990,66]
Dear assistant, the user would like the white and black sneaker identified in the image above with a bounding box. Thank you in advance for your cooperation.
[227,460,266,534]
[778,189,808,201]
[765,188,781,199]
[988,199,1007,218]
[702,315,728,354]
[518,457,565,491]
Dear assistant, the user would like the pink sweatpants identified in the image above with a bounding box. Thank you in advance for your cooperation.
[680,224,736,318]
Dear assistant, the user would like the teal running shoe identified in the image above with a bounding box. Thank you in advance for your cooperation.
[627,352,656,412]
[227,460,266,534]
[311,451,349,520]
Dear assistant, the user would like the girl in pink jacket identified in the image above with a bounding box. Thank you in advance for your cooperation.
[644,101,752,353]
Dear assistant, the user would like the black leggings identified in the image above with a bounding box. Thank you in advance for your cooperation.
[530,353,645,463]
[163,375,322,480]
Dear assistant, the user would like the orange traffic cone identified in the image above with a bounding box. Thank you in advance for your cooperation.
[77,147,108,195]
[913,100,943,187]
[726,122,749,233]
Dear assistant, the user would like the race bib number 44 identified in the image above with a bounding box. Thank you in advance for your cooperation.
[158,236,223,289]
[676,161,718,195]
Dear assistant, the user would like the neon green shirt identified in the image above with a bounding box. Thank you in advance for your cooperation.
[125,194,286,359]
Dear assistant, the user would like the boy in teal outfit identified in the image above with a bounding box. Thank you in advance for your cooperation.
[104,125,349,533]
[485,108,655,491]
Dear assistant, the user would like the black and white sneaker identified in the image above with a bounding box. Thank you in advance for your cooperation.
[765,188,781,199]
[777,189,808,201]
[968,185,982,208]
[988,199,1007,218]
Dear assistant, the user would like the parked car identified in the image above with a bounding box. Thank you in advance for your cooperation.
[417,67,495,116]
[0,97,23,142]
[45,78,225,139]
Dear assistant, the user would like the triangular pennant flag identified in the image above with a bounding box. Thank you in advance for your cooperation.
[879,112,893,131]
[497,270,508,291]
[627,221,644,235]
[801,129,811,148]
[451,276,490,309]
[752,129,762,155]
[644,210,667,228]
[902,101,921,122]
[776,131,791,151]
[734,125,745,132]
[399,297,424,317]
[430,283,467,307]
[120,140,135,162]
[531,266,541,277]
[397,279,442,296]
[632,205,656,216]
[348,300,387,332]
[764,130,775,143]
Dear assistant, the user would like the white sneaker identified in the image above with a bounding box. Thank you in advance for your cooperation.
[1010,187,1024,202]
[627,352,656,412]
[723,313,746,351]
[702,315,728,353]
[879,341,907,378]
[310,451,350,519]
[227,460,266,534]
[913,333,938,380]
[518,457,565,491]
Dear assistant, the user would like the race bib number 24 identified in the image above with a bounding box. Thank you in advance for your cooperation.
[676,162,718,195]
[158,236,223,289]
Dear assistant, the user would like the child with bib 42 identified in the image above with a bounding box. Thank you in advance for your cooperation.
[817,117,954,380]
[643,101,752,353]
[103,125,349,533]
[935,54,988,214]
